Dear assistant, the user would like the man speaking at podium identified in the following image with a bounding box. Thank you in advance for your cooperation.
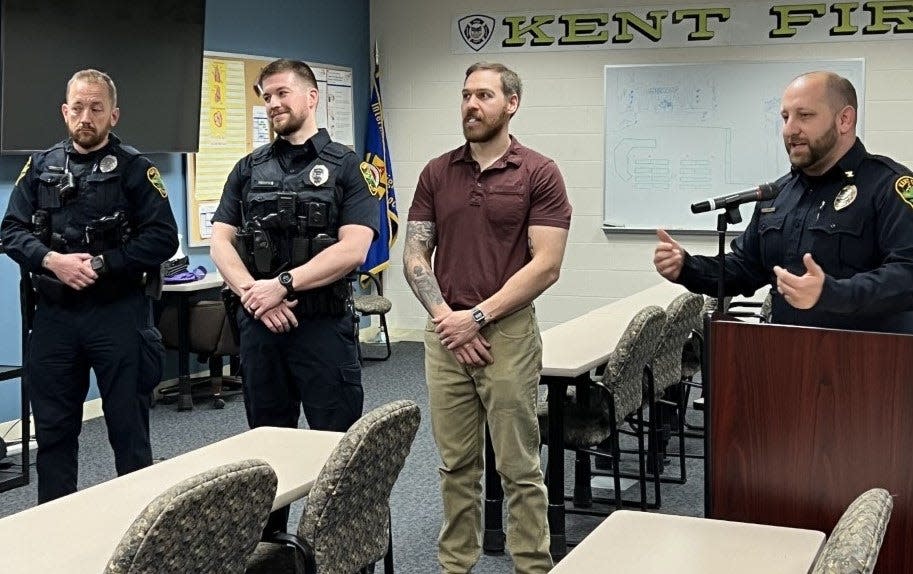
[654,71,913,334]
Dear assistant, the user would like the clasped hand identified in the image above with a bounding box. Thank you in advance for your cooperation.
[238,278,298,333]
[433,310,493,366]
[51,252,97,290]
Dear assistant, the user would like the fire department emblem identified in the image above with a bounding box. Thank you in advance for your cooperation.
[459,15,494,52]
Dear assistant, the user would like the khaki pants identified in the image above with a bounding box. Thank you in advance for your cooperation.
[425,306,552,574]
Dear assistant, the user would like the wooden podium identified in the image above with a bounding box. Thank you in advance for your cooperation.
[706,320,912,574]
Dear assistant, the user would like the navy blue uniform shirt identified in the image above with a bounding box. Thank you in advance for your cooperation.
[213,128,379,237]
[678,138,913,334]
[1,134,178,276]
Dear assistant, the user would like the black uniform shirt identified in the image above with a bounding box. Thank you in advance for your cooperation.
[678,138,913,333]
[1,134,178,275]
[212,128,379,238]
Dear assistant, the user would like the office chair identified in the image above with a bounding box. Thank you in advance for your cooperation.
[811,488,893,574]
[104,459,277,574]
[246,400,421,574]
[158,300,242,409]
[538,305,667,513]
[353,271,392,361]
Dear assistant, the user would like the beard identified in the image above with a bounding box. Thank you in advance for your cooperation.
[786,123,838,170]
[463,107,511,143]
[271,109,306,137]
[69,124,108,150]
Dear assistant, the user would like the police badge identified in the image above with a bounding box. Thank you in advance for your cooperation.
[834,184,857,211]
[309,164,329,186]
[99,155,118,173]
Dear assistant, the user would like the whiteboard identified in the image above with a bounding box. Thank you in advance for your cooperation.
[603,59,865,232]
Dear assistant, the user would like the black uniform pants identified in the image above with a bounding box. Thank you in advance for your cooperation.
[237,307,363,533]
[28,291,162,503]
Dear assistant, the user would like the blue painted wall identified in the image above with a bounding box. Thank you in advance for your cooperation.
[0,0,370,422]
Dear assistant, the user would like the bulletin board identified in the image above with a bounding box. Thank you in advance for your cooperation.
[186,51,355,246]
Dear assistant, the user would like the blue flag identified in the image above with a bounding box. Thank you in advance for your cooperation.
[359,57,398,279]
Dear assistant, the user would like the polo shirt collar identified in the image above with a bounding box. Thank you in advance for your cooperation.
[451,135,524,168]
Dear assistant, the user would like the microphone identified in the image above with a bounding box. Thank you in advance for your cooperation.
[690,183,780,214]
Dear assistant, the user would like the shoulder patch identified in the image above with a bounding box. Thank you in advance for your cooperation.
[147,166,167,198]
[14,157,31,187]
[360,161,384,198]
[895,175,913,210]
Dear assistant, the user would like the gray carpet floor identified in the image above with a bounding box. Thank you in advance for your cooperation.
[0,341,705,573]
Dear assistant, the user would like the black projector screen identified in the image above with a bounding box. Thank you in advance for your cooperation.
[0,0,205,153]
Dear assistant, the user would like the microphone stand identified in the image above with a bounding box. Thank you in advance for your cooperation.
[714,206,742,315]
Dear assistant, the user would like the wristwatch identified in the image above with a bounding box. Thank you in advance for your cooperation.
[471,307,486,327]
[90,255,107,275]
[278,272,296,299]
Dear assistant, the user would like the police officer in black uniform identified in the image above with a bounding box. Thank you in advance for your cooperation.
[1,69,178,503]
[654,71,913,334]
[210,59,377,530]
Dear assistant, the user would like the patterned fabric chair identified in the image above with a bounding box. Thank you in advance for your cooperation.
[354,271,393,361]
[104,459,277,574]
[644,293,704,484]
[246,400,421,574]
[538,305,667,512]
[811,488,893,574]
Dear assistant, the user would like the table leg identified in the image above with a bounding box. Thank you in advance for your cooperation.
[545,375,567,560]
[483,423,505,554]
[176,294,193,411]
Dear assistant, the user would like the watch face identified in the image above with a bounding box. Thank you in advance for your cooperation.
[472,309,485,324]
[279,272,292,286]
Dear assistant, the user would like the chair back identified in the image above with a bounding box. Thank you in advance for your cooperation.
[298,400,421,574]
[811,488,893,574]
[105,459,277,574]
[652,293,704,395]
[160,300,238,355]
[602,305,667,425]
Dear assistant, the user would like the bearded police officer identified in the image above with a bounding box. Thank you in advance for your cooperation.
[1,69,178,503]
[210,58,377,531]
[655,71,913,333]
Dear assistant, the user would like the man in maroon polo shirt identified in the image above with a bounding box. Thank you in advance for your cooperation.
[403,62,572,574]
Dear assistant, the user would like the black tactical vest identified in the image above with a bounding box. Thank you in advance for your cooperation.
[238,140,352,316]
[33,139,136,255]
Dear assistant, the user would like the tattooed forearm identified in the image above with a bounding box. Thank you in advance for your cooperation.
[403,221,447,312]
[408,264,445,310]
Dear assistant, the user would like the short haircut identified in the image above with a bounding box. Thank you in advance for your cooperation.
[824,73,858,112]
[465,62,522,103]
[67,69,117,107]
[256,59,317,94]
[795,71,858,112]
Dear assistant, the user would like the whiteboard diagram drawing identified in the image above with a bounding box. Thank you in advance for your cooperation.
[603,59,865,231]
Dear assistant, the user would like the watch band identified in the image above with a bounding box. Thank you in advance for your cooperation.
[279,272,296,298]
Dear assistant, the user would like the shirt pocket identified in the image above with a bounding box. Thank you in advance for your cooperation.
[757,212,787,270]
[83,173,122,218]
[808,212,870,275]
[484,184,526,231]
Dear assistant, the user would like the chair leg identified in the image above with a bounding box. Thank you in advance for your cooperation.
[208,355,225,409]
[611,433,622,511]
[636,407,647,511]
[573,452,593,507]
[379,313,392,360]
[384,511,395,573]
[646,370,662,509]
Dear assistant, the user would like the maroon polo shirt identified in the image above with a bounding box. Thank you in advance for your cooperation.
[408,136,572,310]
